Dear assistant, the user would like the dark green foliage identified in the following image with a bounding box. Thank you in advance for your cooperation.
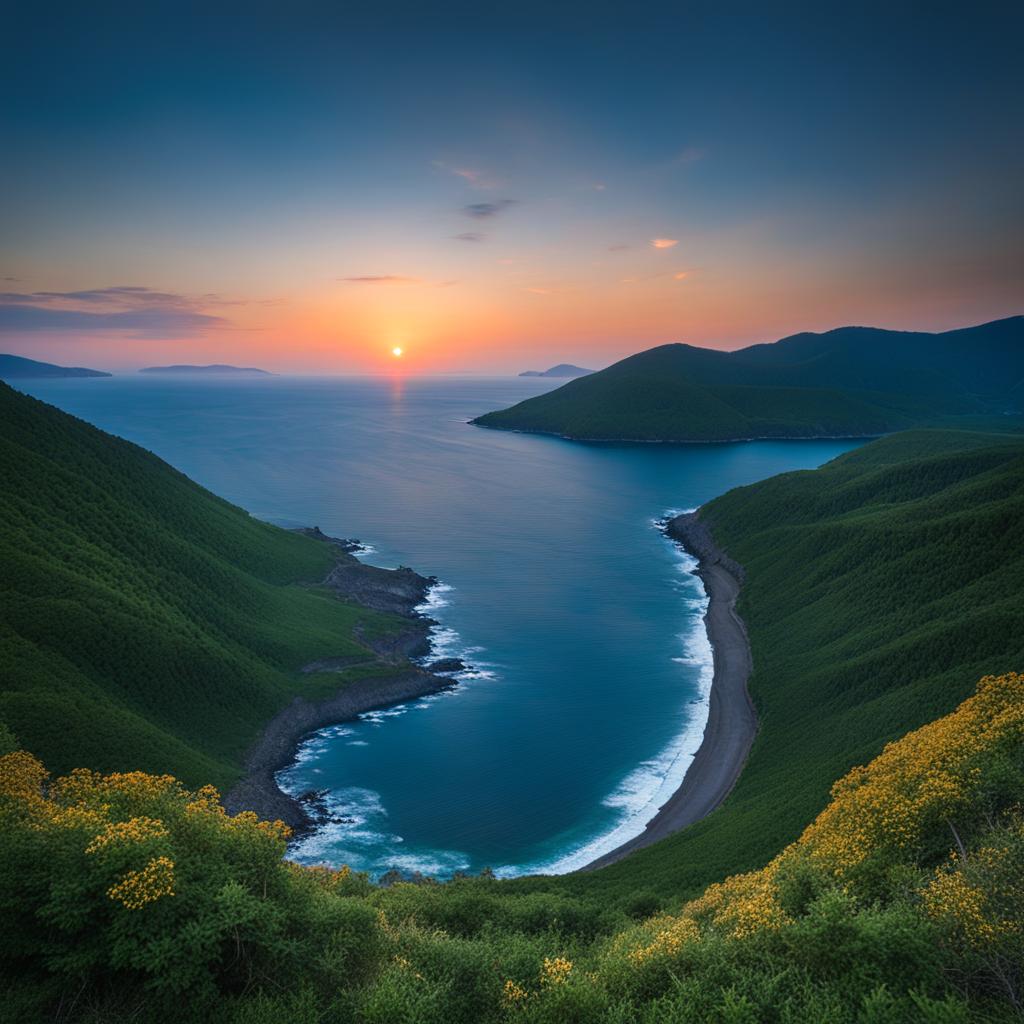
[474,316,1024,440]
[0,382,407,788]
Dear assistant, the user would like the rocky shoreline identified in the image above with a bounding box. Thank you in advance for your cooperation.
[222,529,460,831]
[582,509,757,870]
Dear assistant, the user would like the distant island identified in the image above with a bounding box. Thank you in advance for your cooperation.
[139,364,273,376]
[0,354,111,379]
[519,363,594,378]
[478,316,1024,442]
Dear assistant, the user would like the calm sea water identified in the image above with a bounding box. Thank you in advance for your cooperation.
[17,375,863,877]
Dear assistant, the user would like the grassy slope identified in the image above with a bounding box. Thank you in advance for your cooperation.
[474,318,1022,441]
[529,428,1024,901]
[0,383,407,789]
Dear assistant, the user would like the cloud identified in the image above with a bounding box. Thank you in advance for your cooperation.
[433,161,498,188]
[452,232,486,243]
[607,244,631,252]
[674,146,705,166]
[0,286,231,337]
[0,305,226,336]
[525,287,551,295]
[651,238,679,249]
[674,271,689,280]
[338,275,422,284]
[463,199,517,219]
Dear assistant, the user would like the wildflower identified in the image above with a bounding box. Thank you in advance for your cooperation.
[540,956,572,986]
[503,979,528,1004]
[108,855,175,910]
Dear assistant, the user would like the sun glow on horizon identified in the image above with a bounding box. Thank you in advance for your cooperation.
[392,346,404,357]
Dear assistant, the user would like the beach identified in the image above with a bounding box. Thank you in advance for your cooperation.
[583,510,756,870]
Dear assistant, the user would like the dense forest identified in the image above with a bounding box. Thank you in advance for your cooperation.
[473,316,1024,441]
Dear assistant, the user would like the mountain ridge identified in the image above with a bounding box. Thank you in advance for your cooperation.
[0,353,111,379]
[475,316,1024,441]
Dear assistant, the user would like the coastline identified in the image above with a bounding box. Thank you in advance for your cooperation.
[471,420,882,445]
[582,510,756,870]
[222,668,456,830]
[223,529,458,831]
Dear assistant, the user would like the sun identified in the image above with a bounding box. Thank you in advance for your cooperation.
[391,346,403,358]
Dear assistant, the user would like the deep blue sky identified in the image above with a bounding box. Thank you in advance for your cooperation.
[2,2,1021,371]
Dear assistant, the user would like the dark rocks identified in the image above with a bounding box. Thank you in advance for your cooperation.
[293,526,363,552]
[665,511,746,582]
[426,658,465,674]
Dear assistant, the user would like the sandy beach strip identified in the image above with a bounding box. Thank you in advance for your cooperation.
[582,510,757,870]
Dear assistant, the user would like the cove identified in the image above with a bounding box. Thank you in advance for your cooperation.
[17,375,865,877]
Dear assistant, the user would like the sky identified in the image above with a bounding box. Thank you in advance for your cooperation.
[1,3,1022,374]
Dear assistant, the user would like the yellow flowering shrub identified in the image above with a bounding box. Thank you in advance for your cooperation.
[800,672,1023,876]
[540,955,573,986]
[503,978,529,1005]
[612,672,1024,976]
[107,855,176,910]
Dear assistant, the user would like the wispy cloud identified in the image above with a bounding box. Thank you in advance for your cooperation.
[674,271,689,280]
[338,275,422,284]
[674,146,705,166]
[651,238,679,249]
[452,232,486,243]
[433,161,499,189]
[337,275,459,288]
[0,286,232,337]
[0,305,226,336]
[463,199,518,219]
[607,244,631,252]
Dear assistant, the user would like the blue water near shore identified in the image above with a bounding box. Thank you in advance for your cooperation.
[17,375,864,877]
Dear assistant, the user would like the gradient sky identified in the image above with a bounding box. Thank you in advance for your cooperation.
[2,3,1022,373]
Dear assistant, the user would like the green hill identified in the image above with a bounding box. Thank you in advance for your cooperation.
[474,316,1024,441]
[0,382,411,789]
[539,427,1024,902]
[0,353,111,378]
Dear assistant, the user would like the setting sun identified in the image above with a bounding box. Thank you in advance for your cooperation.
[392,346,403,358]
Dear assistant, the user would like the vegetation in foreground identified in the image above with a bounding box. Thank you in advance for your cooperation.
[1,672,1021,1022]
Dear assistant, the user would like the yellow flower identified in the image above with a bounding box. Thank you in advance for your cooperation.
[503,978,528,1004]
[540,956,572,986]
[107,855,175,910]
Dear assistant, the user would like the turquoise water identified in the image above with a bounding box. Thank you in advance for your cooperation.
[17,375,864,877]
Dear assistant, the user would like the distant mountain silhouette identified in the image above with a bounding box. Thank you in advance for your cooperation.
[477,317,1024,441]
[0,354,111,379]
[519,363,594,378]
[139,364,272,375]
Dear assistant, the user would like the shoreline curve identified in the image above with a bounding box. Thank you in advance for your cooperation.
[581,510,757,871]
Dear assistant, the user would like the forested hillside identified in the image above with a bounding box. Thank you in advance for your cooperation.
[0,383,409,788]
[474,316,1023,441]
